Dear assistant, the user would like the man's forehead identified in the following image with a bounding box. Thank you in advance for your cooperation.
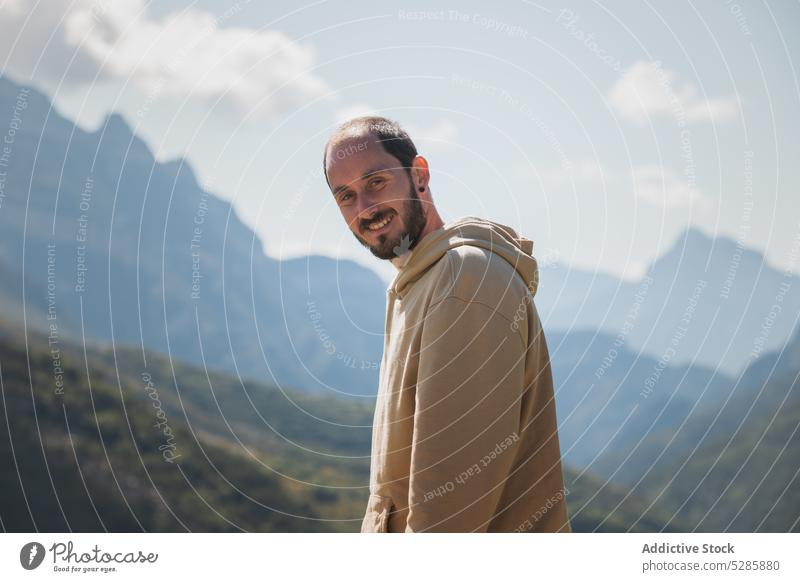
[326,135,396,184]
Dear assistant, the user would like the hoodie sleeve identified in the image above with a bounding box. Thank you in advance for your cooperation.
[406,294,527,532]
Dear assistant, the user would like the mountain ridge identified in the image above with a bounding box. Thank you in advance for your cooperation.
[0,75,386,396]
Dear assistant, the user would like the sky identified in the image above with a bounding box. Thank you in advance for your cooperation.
[2,0,799,284]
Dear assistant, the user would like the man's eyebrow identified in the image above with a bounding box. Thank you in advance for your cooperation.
[332,166,391,195]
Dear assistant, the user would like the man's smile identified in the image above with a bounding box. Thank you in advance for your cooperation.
[365,211,395,234]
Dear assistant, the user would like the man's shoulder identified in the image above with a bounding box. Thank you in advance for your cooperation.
[438,246,530,313]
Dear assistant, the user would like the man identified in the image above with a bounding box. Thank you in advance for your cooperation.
[323,116,571,533]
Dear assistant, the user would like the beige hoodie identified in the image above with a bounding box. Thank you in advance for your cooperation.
[361,216,571,533]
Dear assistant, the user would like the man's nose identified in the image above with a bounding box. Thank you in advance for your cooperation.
[355,191,380,220]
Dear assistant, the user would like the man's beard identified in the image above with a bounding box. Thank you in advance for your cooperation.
[354,185,427,261]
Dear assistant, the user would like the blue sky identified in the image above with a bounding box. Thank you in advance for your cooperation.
[3,0,799,284]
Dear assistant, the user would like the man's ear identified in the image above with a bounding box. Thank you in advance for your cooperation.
[411,155,430,191]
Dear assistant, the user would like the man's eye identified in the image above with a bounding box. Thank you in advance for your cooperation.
[341,192,352,202]
[369,178,384,188]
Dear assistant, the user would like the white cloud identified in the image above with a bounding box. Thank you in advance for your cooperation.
[0,0,329,118]
[619,260,648,281]
[574,158,614,182]
[609,60,739,125]
[515,158,708,210]
[632,164,708,209]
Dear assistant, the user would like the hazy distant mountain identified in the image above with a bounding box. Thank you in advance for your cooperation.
[0,75,384,397]
[537,228,800,376]
[549,329,734,470]
[2,75,796,400]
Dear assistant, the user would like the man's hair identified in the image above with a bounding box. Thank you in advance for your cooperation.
[323,116,418,188]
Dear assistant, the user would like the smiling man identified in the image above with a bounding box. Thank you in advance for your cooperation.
[323,116,571,533]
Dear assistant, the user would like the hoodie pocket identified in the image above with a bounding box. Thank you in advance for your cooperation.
[361,494,394,533]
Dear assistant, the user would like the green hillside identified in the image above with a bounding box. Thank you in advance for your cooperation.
[599,328,800,532]
[0,323,682,532]
[563,469,685,532]
[0,330,363,532]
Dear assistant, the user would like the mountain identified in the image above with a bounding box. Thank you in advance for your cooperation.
[0,326,358,531]
[1,74,796,399]
[594,327,800,532]
[0,319,682,532]
[564,469,685,532]
[549,329,734,470]
[2,75,795,532]
[537,228,800,376]
[0,75,386,396]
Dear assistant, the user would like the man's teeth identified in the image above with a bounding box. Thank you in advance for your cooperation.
[368,214,393,230]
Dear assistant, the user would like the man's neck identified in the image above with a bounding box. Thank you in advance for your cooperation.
[390,215,445,270]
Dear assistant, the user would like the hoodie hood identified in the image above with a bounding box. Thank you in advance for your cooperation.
[390,216,539,299]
